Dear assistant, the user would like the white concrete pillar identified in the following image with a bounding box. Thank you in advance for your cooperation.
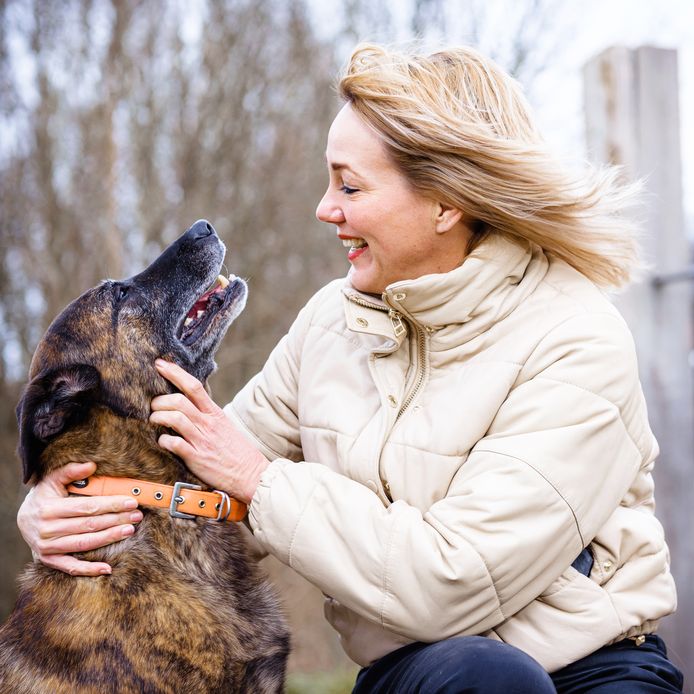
[584,45,693,677]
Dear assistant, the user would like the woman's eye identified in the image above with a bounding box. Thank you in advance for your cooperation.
[340,185,358,195]
[115,285,129,302]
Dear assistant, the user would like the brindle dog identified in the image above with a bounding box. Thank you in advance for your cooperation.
[0,220,289,693]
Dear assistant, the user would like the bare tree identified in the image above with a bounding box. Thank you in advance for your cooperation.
[0,0,344,627]
[0,0,586,679]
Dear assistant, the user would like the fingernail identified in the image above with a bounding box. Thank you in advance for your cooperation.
[123,499,138,510]
[99,567,112,575]
[121,525,135,537]
[155,359,167,368]
[130,511,143,522]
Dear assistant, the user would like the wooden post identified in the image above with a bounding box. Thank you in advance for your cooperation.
[584,46,694,678]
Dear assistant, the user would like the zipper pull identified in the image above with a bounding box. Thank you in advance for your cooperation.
[389,310,407,338]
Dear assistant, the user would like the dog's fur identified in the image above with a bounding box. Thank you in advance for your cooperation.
[0,221,289,693]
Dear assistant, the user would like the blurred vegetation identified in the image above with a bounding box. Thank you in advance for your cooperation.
[0,0,570,680]
[287,668,360,694]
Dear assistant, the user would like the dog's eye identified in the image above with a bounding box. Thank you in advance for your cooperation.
[115,285,129,303]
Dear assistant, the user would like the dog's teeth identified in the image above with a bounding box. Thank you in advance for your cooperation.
[227,273,236,282]
[184,317,193,327]
[197,310,205,318]
[217,274,229,288]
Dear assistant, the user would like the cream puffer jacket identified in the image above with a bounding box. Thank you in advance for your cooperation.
[224,234,677,673]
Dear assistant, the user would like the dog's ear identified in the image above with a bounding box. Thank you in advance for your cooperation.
[16,364,100,484]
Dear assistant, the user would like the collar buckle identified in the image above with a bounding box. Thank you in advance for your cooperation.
[169,481,202,520]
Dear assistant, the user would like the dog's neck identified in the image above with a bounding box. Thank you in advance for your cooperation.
[38,406,199,487]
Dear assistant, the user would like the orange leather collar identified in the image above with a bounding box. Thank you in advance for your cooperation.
[67,475,247,522]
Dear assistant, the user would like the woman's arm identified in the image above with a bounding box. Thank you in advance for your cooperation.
[230,311,653,641]
[17,461,143,576]
[146,292,648,642]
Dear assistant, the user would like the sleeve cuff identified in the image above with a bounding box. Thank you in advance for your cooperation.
[247,458,333,569]
[248,458,300,565]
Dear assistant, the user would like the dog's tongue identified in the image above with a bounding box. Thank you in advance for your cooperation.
[186,275,229,319]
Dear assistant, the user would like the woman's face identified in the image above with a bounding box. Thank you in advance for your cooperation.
[316,104,470,295]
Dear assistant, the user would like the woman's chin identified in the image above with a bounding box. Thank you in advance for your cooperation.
[348,267,386,296]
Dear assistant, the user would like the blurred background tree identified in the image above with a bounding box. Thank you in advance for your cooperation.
[1,0,691,690]
[0,0,351,679]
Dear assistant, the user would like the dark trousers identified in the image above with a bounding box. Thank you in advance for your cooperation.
[352,634,684,693]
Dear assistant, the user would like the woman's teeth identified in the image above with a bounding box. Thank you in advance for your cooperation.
[342,238,367,249]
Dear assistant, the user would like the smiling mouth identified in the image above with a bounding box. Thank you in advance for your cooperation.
[341,237,369,261]
[341,237,367,251]
[178,274,239,346]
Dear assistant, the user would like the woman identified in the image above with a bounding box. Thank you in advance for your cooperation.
[18,44,683,692]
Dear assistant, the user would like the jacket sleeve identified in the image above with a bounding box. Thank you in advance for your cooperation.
[245,311,658,642]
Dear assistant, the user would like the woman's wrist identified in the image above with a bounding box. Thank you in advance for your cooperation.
[237,454,270,505]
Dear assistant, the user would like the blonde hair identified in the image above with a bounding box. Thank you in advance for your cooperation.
[339,43,642,288]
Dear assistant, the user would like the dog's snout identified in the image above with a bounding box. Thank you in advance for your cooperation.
[190,220,215,240]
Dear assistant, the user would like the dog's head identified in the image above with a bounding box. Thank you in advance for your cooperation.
[16,220,247,483]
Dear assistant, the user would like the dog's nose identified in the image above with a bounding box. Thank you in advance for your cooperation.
[189,220,215,240]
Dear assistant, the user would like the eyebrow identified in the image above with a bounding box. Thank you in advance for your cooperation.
[324,153,357,174]
[329,162,359,176]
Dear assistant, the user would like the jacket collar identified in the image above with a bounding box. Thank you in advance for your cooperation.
[343,234,549,340]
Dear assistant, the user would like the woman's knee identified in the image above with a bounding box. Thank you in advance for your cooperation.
[422,637,555,693]
[362,636,557,694]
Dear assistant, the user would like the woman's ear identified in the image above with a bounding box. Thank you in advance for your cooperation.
[434,202,465,234]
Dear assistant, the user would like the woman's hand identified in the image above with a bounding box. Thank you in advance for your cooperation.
[150,360,269,504]
[17,461,143,576]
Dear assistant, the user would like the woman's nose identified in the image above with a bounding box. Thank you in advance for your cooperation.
[316,191,344,224]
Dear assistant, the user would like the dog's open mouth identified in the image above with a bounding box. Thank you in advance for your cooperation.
[178,274,241,346]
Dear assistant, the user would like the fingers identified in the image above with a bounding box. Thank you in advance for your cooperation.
[44,555,113,577]
[151,392,200,421]
[156,433,196,461]
[149,408,200,441]
[38,494,139,520]
[36,522,137,557]
[44,461,98,496]
[28,501,142,577]
[155,360,219,414]
[17,463,144,577]
[39,509,143,539]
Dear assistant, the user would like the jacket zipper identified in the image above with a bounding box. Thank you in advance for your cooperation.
[396,321,427,421]
[347,294,399,502]
[388,309,407,338]
[347,294,390,313]
[348,294,428,502]
[347,294,427,419]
